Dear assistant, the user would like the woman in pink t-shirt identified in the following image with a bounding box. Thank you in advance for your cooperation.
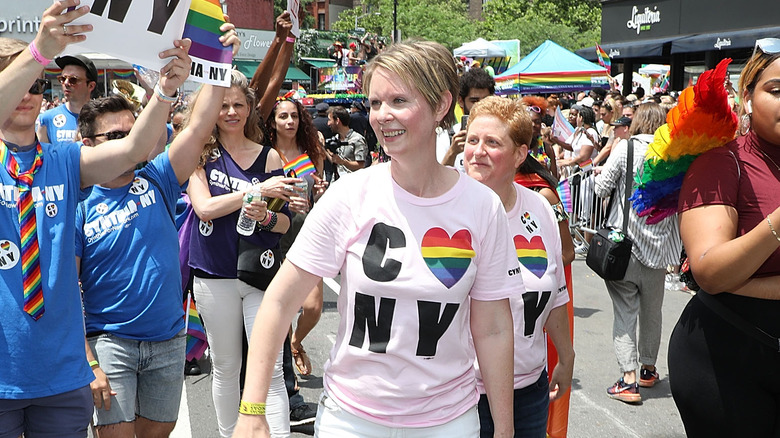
[234,41,519,438]
[465,96,574,438]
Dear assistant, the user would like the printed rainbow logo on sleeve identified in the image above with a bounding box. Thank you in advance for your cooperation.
[421,228,475,288]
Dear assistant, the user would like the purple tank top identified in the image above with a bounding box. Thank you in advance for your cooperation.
[189,145,288,278]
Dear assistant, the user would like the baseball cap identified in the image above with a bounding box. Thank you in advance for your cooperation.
[55,54,98,82]
[610,116,632,127]
[315,102,329,113]
[580,96,594,108]
[351,101,365,111]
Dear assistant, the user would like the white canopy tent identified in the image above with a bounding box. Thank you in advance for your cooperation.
[453,38,507,58]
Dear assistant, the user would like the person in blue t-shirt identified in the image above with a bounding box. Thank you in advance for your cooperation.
[37,53,97,144]
[77,28,238,437]
[0,2,193,436]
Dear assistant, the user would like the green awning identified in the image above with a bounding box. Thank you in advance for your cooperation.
[286,65,311,82]
[301,58,337,69]
[232,60,311,82]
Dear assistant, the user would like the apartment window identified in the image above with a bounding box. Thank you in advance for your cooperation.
[318,13,326,30]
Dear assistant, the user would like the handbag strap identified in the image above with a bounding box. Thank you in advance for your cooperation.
[620,138,634,232]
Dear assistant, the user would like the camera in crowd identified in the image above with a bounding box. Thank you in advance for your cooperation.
[325,135,349,154]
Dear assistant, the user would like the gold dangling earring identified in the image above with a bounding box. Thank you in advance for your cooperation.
[738,113,751,136]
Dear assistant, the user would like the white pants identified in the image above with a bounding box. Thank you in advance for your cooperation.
[193,277,290,437]
[315,391,480,438]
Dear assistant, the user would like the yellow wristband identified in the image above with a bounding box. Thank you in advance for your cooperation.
[89,360,99,368]
[239,400,266,416]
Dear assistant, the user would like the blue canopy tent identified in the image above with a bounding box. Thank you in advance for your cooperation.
[495,40,609,95]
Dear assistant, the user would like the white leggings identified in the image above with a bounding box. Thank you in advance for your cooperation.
[193,277,290,437]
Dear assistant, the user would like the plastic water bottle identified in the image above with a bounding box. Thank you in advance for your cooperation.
[236,190,260,236]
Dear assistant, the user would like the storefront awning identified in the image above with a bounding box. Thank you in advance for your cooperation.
[671,26,780,54]
[232,60,311,82]
[300,57,337,69]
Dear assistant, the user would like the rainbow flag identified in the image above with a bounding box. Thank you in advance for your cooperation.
[184,294,208,362]
[182,0,233,86]
[557,179,573,213]
[578,159,593,173]
[596,44,611,70]
[284,154,316,178]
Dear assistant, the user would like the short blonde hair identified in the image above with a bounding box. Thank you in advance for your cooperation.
[364,40,459,128]
[469,96,533,149]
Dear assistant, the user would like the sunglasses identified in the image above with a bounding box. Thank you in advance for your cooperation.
[28,78,50,95]
[91,130,130,140]
[527,105,541,114]
[753,38,780,57]
[57,75,84,86]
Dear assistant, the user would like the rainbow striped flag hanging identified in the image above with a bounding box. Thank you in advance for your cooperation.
[182,0,233,87]
[184,294,208,361]
[557,179,573,213]
[596,44,611,71]
[284,154,316,178]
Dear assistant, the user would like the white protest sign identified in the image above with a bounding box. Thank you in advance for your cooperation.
[287,0,300,38]
[64,0,190,72]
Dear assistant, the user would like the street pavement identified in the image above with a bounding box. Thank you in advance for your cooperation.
[173,257,691,437]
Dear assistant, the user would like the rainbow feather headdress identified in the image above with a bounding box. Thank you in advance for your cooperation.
[630,59,738,224]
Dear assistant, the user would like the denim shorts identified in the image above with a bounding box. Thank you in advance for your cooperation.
[0,385,92,438]
[88,329,186,425]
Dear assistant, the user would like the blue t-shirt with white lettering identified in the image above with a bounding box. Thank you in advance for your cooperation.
[0,140,94,399]
[38,104,79,144]
[76,152,185,341]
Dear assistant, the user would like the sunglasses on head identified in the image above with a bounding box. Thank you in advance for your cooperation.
[57,75,84,85]
[28,78,50,95]
[527,105,541,114]
[753,38,780,57]
[91,130,130,140]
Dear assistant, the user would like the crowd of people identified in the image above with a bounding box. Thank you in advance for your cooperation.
[2,1,779,437]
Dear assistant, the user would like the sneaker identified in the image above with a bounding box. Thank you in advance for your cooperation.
[607,378,641,403]
[184,359,201,376]
[574,244,588,255]
[290,404,317,426]
[639,368,660,388]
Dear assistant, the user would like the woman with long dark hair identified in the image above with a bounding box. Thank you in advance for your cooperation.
[670,40,780,436]
[263,97,326,377]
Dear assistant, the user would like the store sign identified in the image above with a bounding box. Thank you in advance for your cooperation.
[236,28,275,60]
[626,5,661,35]
[0,15,42,36]
[714,37,732,50]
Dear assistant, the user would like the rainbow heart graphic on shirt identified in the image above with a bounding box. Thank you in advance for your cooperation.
[0,241,9,251]
[421,228,475,288]
[514,235,547,278]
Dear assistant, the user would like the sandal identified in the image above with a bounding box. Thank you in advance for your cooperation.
[291,344,312,376]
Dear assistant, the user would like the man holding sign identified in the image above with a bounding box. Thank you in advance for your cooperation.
[0,1,191,436]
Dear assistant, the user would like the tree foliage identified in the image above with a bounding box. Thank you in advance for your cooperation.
[325,0,600,53]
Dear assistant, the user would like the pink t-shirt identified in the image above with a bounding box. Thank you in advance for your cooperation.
[287,163,522,427]
[476,184,569,392]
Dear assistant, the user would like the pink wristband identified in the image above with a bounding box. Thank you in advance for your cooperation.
[28,42,51,66]
[286,36,296,43]
[260,211,274,226]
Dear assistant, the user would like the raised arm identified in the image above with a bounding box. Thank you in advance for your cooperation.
[0,0,90,126]
[79,40,192,188]
[250,12,294,123]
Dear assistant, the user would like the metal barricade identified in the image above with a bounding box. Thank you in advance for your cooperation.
[562,168,611,249]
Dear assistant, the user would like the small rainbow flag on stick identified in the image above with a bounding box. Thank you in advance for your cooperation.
[184,294,208,362]
[284,154,316,178]
[182,0,233,87]
[596,44,611,71]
